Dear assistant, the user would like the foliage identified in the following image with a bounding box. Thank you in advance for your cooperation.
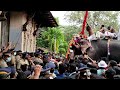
[60,25,81,43]
[36,26,68,55]
[64,11,120,32]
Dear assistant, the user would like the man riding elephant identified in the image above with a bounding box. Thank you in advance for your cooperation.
[68,24,120,63]
[87,24,118,41]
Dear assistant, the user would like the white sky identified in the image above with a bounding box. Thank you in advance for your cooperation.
[51,11,69,26]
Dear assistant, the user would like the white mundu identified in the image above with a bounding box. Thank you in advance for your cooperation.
[96,31,105,39]
[87,34,96,41]
[96,31,117,39]
[104,31,117,38]
[87,29,117,41]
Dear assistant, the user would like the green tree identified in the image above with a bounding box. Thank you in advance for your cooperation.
[59,41,68,54]
[64,11,120,33]
[60,25,81,43]
[36,27,49,48]
[36,26,68,54]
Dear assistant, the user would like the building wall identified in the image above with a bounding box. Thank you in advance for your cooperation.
[22,20,36,52]
[1,13,10,48]
[0,11,2,50]
[9,11,37,52]
[0,22,1,50]
[9,12,26,51]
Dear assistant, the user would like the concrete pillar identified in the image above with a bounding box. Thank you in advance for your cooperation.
[9,12,27,51]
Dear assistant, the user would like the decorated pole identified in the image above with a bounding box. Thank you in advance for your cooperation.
[80,11,88,38]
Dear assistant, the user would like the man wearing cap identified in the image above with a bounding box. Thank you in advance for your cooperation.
[0,52,11,68]
[33,53,43,64]
[0,58,8,68]
[0,72,10,79]
[78,65,91,79]
[9,49,17,67]
[17,52,29,70]
[0,66,12,79]
[15,50,22,69]
[97,60,107,77]
[0,52,17,78]
[55,63,67,79]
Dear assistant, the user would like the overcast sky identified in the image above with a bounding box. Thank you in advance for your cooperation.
[51,11,69,25]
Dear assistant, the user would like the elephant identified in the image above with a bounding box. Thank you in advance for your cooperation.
[71,38,120,63]
[88,39,120,62]
[69,24,120,63]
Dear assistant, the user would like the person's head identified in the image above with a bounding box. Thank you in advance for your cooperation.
[101,27,107,33]
[79,68,91,79]
[58,64,66,74]
[0,72,10,79]
[22,52,29,59]
[113,66,120,75]
[69,59,74,64]
[107,26,111,30]
[38,54,42,59]
[90,68,97,74]
[108,60,117,67]
[110,28,115,33]
[21,64,28,71]
[9,49,15,55]
[3,52,12,63]
[50,68,54,73]
[10,72,16,79]
[78,65,91,79]
[34,53,39,57]
[100,25,105,29]
[82,56,89,65]
[22,53,26,59]
[54,63,59,69]
[105,68,116,79]
[17,50,22,55]
[47,54,52,61]
[27,55,32,61]
[69,63,76,73]
[98,60,107,69]
[16,71,27,79]
[78,55,84,60]
[29,52,34,57]
[35,53,42,58]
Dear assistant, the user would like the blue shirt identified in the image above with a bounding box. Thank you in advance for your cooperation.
[55,73,67,79]
[54,69,59,76]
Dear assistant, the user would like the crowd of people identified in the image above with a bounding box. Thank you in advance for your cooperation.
[0,43,120,79]
[0,24,120,79]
